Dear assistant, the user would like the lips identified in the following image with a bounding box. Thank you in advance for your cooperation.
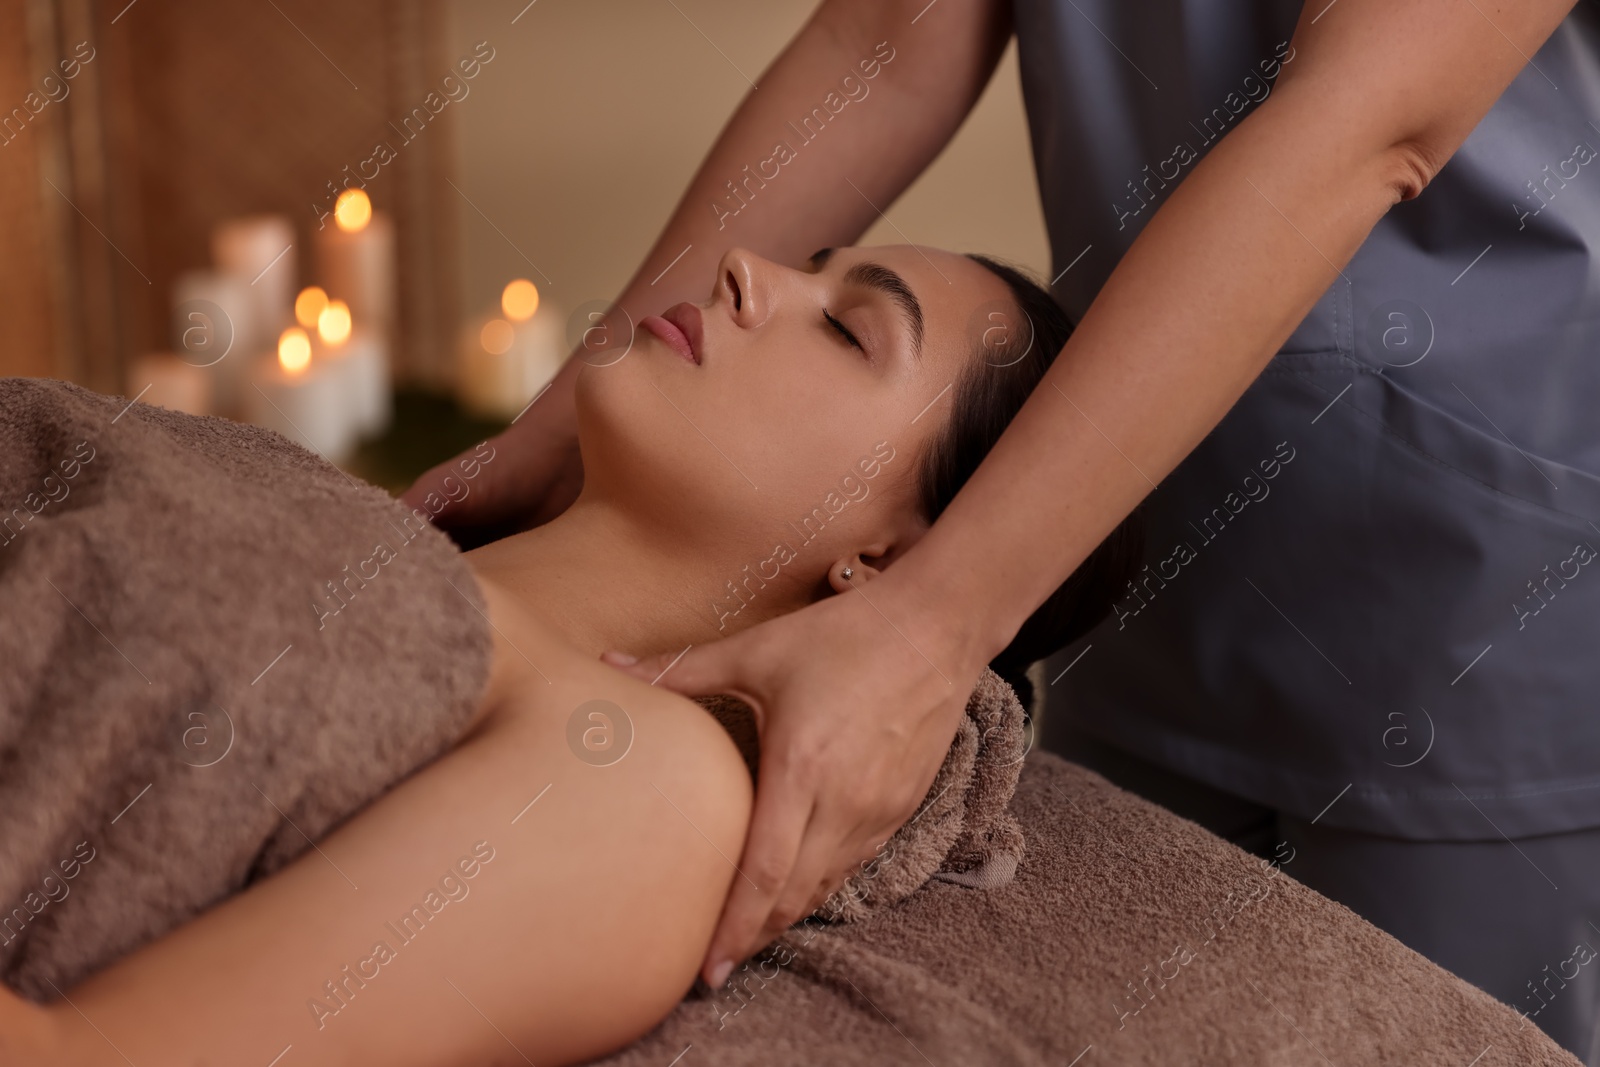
[641,302,703,365]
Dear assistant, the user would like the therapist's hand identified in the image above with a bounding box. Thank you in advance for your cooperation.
[601,576,983,989]
[401,376,583,545]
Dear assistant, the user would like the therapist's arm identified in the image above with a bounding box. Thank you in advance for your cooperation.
[405,0,1012,538]
[609,0,1580,988]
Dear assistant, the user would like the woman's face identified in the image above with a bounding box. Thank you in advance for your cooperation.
[574,243,1017,601]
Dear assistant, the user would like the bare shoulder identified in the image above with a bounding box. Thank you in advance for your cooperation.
[470,572,752,780]
[468,569,753,818]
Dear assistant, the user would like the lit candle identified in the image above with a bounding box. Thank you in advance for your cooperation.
[315,296,391,438]
[246,327,354,462]
[212,216,296,354]
[171,270,255,417]
[295,285,330,330]
[456,279,563,420]
[127,352,213,416]
[314,189,396,341]
[503,279,564,394]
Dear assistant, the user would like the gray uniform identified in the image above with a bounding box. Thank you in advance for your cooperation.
[1015,2,1600,1059]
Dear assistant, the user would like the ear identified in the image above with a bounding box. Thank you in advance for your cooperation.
[825,512,931,595]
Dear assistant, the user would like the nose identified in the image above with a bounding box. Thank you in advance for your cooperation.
[715,247,767,329]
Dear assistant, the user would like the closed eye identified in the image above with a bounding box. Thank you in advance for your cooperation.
[823,309,864,351]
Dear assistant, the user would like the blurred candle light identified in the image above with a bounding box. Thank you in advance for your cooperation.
[315,188,396,351]
[460,314,529,419]
[480,318,515,355]
[317,299,353,345]
[458,279,564,420]
[245,327,352,461]
[335,189,373,232]
[295,286,330,330]
[317,299,390,438]
[502,279,540,322]
[279,327,312,373]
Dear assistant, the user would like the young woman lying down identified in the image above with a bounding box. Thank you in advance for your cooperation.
[0,244,1139,1065]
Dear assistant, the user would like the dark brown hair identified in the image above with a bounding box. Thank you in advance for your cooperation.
[915,254,1144,708]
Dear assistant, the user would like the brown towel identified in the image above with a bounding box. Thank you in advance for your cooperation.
[697,665,1027,924]
[8,379,1563,1066]
[0,378,491,999]
[0,376,1019,1003]
[592,753,1582,1066]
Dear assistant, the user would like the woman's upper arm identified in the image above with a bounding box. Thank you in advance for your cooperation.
[46,684,752,1067]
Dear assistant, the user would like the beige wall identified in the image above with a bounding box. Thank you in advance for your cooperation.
[447,0,1048,325]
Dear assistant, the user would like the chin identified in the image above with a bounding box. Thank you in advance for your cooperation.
[572,360,737,527]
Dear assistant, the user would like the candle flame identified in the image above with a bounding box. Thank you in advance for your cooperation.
[295,286,329,329]
[334,189,372,233]
[278,327,312,375]
[501,279,539,322]
[318,299,353,346]
[480,319,515,355]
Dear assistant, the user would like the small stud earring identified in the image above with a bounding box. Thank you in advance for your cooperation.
[841,566,854,581]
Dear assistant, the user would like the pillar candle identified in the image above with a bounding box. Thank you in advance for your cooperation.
[212,216,297,354]
[517,305,565,394]
[127,352,213,416]
[245,328,353,462]
[171,269,256,417]
[315,297,391,439]
[456,313,564,420]
[458,280,564,420]
[313,190,396,340]
[457,315,527,420]
[340,331,391,437]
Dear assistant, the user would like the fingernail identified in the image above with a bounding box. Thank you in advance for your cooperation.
[708,959,733,988]
[601,650,638,666]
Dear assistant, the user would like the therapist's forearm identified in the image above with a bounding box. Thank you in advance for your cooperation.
[885,94,1420,663]
[535,0,1010,438]
[883,0,1555,662]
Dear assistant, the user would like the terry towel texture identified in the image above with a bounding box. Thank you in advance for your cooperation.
[700,665,1027,923]
[0,378,1569,1065]
[0,377,1024,1003]
[0,378,493,999]
[595,752,1581,1066]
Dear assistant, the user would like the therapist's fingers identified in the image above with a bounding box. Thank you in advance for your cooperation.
[739,810,844,955]
[700,765,814,988]
[600,641,762,713]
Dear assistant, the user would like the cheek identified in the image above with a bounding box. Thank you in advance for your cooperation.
[726,363,878,479]
[576,354,906,550]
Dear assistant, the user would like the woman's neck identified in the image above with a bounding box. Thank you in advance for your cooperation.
[464,497,776,662]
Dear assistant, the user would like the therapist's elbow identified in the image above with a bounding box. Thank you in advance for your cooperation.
[1378,138,1445,205]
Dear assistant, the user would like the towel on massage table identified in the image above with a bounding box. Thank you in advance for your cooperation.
[592,751,1579,1066]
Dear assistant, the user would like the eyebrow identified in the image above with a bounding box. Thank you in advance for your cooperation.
[806,247,925,363]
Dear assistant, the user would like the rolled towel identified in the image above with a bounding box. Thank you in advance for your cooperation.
[694,666,1027,924]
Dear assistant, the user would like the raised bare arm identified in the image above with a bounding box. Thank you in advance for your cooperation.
[405,0,1012,535]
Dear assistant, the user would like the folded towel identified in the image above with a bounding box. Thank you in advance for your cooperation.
[0,378,491,999]
[696,665,1027,924]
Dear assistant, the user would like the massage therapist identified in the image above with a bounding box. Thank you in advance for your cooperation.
[408,2,1599,1058]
